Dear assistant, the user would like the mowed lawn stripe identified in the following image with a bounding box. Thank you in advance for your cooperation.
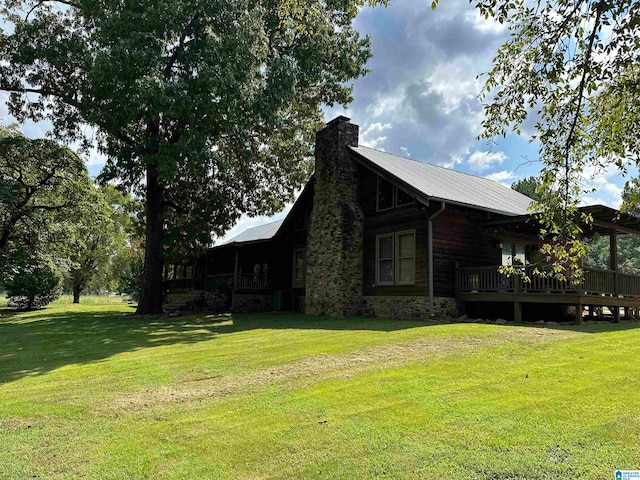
[0,303,638,479]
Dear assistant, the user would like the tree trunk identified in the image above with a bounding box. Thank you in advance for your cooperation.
[73,283,81,304]
[136,162,165,314]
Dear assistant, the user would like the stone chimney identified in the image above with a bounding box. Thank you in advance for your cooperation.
[305,116,364,316]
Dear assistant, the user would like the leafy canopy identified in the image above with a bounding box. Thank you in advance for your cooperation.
[0,0,386,312]
[431,0,640,279]
[0,132,90,254]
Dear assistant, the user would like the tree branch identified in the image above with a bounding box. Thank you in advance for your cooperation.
[563,0,604,204]
[25,0,80,21]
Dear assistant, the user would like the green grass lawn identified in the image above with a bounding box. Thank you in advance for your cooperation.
[1,302,639,479]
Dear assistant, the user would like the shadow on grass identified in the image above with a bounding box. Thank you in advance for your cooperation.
[0,308,427,385]
[2,306,638,385]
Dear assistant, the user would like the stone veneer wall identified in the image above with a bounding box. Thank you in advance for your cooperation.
[362,296,459,321]
[233,293,273,313]
[305,116,364,317]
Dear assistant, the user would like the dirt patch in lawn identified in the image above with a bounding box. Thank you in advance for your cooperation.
[103,327,582,414]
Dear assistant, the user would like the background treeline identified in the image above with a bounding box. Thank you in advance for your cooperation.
[0,123,143,309]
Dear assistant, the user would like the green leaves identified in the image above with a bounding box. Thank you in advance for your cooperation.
[0,134,90,253]
[0,0,379,311]
[476,0,640,280]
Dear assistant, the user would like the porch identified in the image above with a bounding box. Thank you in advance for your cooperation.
[164,273,274,292]
[456,265,640,323]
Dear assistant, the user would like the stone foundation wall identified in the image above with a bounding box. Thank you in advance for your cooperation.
[164,289,230,313]
[233,293,273,313]
[164,290,201,305]
[362,296,459,321]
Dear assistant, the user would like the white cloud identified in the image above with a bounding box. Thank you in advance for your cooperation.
[368,94,404,119]
[485,170,515,186]
[467,150,507,171]
[361,122,391,150]
[578,160,627,209]
[441,153,464,169]
[399,146,411,157]
[427,61,483,112]
[467,10,508,34]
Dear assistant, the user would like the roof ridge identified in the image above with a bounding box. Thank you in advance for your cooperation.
[353,145,513,186]
[240,218,284,231]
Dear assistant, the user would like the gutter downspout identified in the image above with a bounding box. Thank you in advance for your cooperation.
[428,202,446,318]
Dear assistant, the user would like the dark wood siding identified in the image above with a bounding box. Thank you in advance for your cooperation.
[432,207,501,297]
[359,165,378,216]
[362,203,428,296]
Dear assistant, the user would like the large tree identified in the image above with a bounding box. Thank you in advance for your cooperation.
[0,0,382,313]
[0,132,90,255]
[448,0,640,280]
[64,185,130,303]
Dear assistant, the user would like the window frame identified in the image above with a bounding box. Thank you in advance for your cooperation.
[376,175,415,212]
[395,230,416,285]
[501,241,527,266]
[376,176,395,212]
[375,233,395,285]
[375,230,416,286]
[395,187,415,208]
[292,248,307,288]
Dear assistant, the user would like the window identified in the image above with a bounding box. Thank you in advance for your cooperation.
[377,177,394,211]
[376,230,416,285]
[293,249,306,287]
[396,188,414,207]
[396,231,416,284]
[501,242,526,266]
[377,234,394,284]
[377,176,415,211]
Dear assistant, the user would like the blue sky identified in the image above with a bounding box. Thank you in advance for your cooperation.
[0,0,630,242]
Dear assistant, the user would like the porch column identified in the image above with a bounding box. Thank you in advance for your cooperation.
[231,250,239,311]
[610,228,620,323]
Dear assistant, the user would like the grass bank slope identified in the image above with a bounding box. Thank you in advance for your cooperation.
[0,303,638,479]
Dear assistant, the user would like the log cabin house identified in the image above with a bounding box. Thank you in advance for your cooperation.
[165,116,640,323]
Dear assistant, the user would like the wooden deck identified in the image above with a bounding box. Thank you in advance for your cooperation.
[456,266,640,322]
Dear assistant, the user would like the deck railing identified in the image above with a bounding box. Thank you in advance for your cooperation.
[236,273,273,290]
[166,273,273,292]
[205,274,235,290]
[618,272,640,297]
[456,265,640,298]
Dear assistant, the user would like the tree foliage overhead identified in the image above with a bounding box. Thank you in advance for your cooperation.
[455,0,640,280]
[0,0,385,313]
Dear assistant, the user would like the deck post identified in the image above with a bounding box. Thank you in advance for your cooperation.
[610,228,620,323]
[575,302,583,325]
[514,301,522,323]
